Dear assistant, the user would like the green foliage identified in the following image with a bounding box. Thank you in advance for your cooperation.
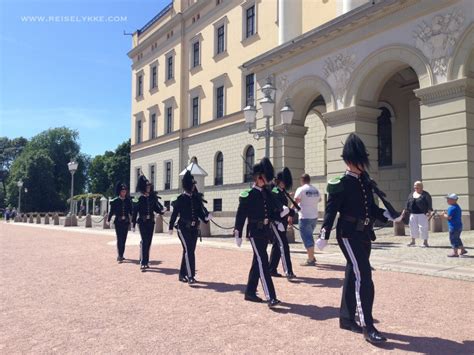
[0,136,28,206]
[89,140,130,197]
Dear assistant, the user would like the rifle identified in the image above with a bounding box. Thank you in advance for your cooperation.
[361,171,400,219]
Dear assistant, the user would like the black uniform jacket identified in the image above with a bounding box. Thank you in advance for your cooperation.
[234,186,281,239]
[271,186,296,228]
[321,171,388,241]
[132,194,165,228]
[108,196,133,224]
[169,192,209,231]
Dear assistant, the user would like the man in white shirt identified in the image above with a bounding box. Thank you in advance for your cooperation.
[293,174,321,266]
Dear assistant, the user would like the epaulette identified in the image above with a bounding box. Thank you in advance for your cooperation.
[239,188,252,198]
[272,187,279,194]
[132,196,139,203]
[327,175,345,194]
[110,197,118,202]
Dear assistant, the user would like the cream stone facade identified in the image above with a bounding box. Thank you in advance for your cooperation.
[129,0,474,229]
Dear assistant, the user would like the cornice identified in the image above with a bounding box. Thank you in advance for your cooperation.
[414,77,474,105]
[323,106,381,125]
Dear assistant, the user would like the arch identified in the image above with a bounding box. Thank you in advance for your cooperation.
[243,145,254,183]
[277,75,336,125]
[214,151,223,186]
[344,45,433,107]
[378,101,396,123]
[448,24,474,80]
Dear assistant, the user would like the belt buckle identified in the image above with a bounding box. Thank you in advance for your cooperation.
[121,216,125,220]
[364,218,370,226]
[146,215,150,220]
[263,218,269,225]
[191,221,196,227]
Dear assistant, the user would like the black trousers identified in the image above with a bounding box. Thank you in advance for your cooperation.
[246,237,276,300]
[337,237,374,328]
[139,222,155,266]
[269,224,293,275]
[176,227,199,278]
[115,222,129,258]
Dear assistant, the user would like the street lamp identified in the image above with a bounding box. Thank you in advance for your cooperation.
[243,76,294,157]
[17,180,23,214]
[68,160,79,215]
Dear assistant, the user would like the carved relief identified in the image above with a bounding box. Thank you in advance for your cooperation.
[323,52,356,101]
[277,74,289,93]
[413,9,465,76]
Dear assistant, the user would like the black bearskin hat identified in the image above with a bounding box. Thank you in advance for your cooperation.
[182,170,195,192]
[115,181,128,196]
[276,167,293,190]
[341,133,370,169]
[260,157,275,182]
[136,175,150,194]
[252,162,264,178]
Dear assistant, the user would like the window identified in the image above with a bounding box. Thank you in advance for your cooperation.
[137,74,143,97]
[192,41,200,68]
[213,198,222,212]
[246,5,255,38]
[150,165,156,187]
[165,161,172,190]
[217,25,225,54]
[192,97,199,127]
[244,145,254,182]
[167,55,174,81]
[377,107,392,167]
[245,73,255,106]
[136,120,142,144]
[215,152,223,185]
[164,200,171,211]
[216,86,224,118]
[166,107,173,134]
[150,113,156,139]
[151,65,157,89]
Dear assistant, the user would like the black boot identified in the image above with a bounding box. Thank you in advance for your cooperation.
[363,327,387,344]
[268,299,281,308]
[339,319,363,334]
[179,275,188,283]
[244,294,263,303]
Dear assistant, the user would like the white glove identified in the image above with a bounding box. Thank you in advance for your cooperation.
[205,213,213,222]
[383,210,394,222]
[277,222,285,232]
[315,238,328,251]
[132,227,136,233]
[234,230,242,247]
[168,229,173,235]
[280,205,290,218]
[394,214,404,223]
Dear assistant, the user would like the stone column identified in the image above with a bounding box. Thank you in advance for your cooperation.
[323,105,381,179]
[415,77,474,230]
[274,124,308,177]
[278,0,302,45]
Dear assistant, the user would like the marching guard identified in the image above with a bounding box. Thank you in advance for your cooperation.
[316,133,401,344]
[269,168,297,279]
[132,175,165,272]
[107,182,133,263]
[168,171,210,285]
[234,158,289,308]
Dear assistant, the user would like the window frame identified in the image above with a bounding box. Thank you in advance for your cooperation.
[164,160,172,190]
[149,164,156,187]
[214,152,223,186]
[243,145,254,182]
[216,86,224,119]
[165,106,173,134]
[245,73,255,107]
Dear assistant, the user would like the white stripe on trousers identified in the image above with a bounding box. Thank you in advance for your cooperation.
[342,238,366,327]
[249,237,270,300]
[176,228,192,278]
[271,224,289,275]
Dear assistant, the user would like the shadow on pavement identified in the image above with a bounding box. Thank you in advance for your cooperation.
[291,276,343,288]
[371,242,402,250]
[122,259,162,266]
[316,263,346,272]
[192,280,246,294]
[271,303,339,321]
[145,267,180,275]
[378,332,474,354]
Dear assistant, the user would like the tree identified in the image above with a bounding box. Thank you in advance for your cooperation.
[0,136,28,206]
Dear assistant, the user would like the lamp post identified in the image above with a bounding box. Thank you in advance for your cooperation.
[68,161,79,215]
[17,180,23,214]
[243,76,294,157]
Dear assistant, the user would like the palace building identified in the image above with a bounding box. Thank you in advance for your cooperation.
[128,0,474,229]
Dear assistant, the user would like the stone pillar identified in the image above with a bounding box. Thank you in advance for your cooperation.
[278,0,302,45]
[92,198,96,215]
[85,214,92,228]
[36,214,41,224]
[53,213,59,225]
[22,214,27,222]
[86,197,90,215]
[323,105,381,179]
[415,78,474,230]
[286,225,295,243]
[275,124,308,178]
[103,214,110,229]
[64,216,71,227]
[200,222,211,238]
[393,221,405,236]
[155,215,164,233]
[71,214,78,227]
[44,214,50,225]
[100,197,108,215]
[28,214,34,223]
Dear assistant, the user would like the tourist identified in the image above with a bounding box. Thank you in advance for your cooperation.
[403,181,433,247]
[443,193,467,258]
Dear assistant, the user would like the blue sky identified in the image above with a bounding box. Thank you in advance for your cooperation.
[0,0,170,156]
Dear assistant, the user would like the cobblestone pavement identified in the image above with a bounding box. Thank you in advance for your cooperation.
[1,223,473,354]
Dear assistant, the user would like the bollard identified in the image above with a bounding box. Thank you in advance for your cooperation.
[22,214,27,223]
[14,215,20,222]
[393,221,405,236]
[200,221,211,238]
[44,214,50,225]
[430,214,443,233]
[64,216,71,227]
[103,214,110,229]
[286,226,296,243]
[36,214,41,224]
[28,214,34,223]
[85,214,92,228]
[53,213,59,225]
[155,215,164,233]
[71,214,78,227]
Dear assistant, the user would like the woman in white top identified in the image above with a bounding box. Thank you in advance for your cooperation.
[403,181,433,247]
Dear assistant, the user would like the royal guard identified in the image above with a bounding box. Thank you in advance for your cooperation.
[316,133,402,344]
[132,175,165,272]
[107,182,133,263]
[168,171,210,285]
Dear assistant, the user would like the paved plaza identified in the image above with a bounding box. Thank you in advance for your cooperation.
[1,222,473,354]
